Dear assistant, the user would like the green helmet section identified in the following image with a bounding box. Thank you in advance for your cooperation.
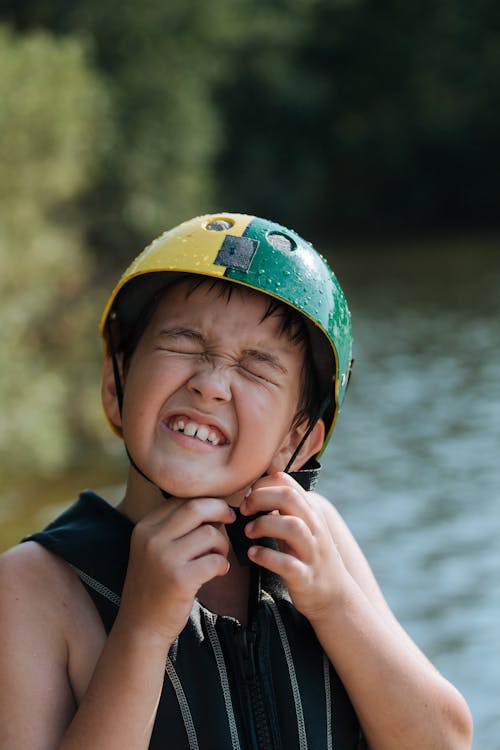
[100,213,353,452]
[224,217,352,434]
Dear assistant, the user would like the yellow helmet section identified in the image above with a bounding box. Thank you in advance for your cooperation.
[99,213,253,338]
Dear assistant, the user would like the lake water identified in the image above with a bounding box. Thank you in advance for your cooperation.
[1,239,499,746]
[323,240,500,747]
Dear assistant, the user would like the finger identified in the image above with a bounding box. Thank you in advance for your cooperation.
[187,553,231,588]
[247,471,299,493]
[245,514,314,562]
[176,522,231,562]
[247,544,307,581]
[242,479,316,529]
[149,498,236,539]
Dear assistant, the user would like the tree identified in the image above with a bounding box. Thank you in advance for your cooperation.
[0,0,240,263]
[215,0,500,236]
[0,24,111,476]
[2,0,500,241]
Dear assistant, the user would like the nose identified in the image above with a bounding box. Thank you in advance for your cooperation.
[187,361,232,403]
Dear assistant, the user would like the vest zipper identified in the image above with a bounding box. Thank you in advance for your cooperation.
[236,624,275,750]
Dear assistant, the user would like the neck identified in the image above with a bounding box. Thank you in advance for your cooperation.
[116,469,164,523]
[198,548,251,623]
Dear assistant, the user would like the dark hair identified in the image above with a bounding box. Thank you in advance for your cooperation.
[116,275,321,429]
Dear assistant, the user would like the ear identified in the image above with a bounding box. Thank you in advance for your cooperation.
[268,418,325,474]
[101,355,123,434]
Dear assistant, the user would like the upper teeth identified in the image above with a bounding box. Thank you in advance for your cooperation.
[169,419,221,445]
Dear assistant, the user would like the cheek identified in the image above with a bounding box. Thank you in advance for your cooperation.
[121,360,175,425]
[127,355,188,394]
[233,383,295,444]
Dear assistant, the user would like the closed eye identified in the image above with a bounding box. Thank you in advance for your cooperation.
[238,350,287,384]
[241,349,287,375]
[235,363,273,383]
[156,328,206,354]
[154,330,287,384]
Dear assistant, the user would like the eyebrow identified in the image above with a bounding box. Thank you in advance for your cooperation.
[158,328,288,374]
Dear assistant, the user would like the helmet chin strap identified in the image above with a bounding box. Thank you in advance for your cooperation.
[283,389,331,473]
[107,318,173,500]
[226,393,330,569]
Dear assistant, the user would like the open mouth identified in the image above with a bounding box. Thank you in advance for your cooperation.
[167,416,228,446]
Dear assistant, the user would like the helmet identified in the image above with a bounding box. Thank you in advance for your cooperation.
[99,213,352,454]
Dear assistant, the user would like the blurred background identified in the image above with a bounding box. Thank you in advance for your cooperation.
[0,1,498,745]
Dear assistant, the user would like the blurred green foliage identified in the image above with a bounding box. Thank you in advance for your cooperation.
[1,0,250,263]
[0,25,111,477]
[0,1,499,479]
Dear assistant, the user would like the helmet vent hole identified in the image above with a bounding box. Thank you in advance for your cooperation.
[206,218,234,231]
[268,232,296,252]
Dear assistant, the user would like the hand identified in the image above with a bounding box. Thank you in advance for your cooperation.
[240,473,348,621]
[118,499,235,644]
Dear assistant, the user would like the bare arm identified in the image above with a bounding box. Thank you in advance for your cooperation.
[0,543,170,750]
[0,498,235,750]
[310,493,473,750]
[0,545,76,750]
[242,474,473,750]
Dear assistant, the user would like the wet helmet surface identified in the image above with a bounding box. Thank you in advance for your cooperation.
[100,213,352,451]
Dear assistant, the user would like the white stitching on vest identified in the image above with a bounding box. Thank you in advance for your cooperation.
[204,610,242,750]
[69,565,122,607]
[165,656,200,750]
[323,652,333,750]
[70,566,199,750]
[264,593,309,750]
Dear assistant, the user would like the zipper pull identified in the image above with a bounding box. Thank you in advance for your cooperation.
[237,627,257,682]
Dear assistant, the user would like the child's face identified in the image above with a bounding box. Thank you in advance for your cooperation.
[111,279,310,501]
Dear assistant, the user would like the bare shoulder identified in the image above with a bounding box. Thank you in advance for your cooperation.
[310,490,363,556]
[310,491,352,535]
[1,539,76,595]
[0,541,77,637]
[0,543,74,746]
[310,491,390,611]
[0,543,105,749]
[0,541,96,635]
[0,540,106,669]
[310,492,433,653]
[311,492,369,555]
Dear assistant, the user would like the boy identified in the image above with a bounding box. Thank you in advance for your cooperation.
[0,214,472,749]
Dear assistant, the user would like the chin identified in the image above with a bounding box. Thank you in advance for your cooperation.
[158,475,238,501]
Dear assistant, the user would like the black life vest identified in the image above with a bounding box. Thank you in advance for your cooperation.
[25,491,366,749]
